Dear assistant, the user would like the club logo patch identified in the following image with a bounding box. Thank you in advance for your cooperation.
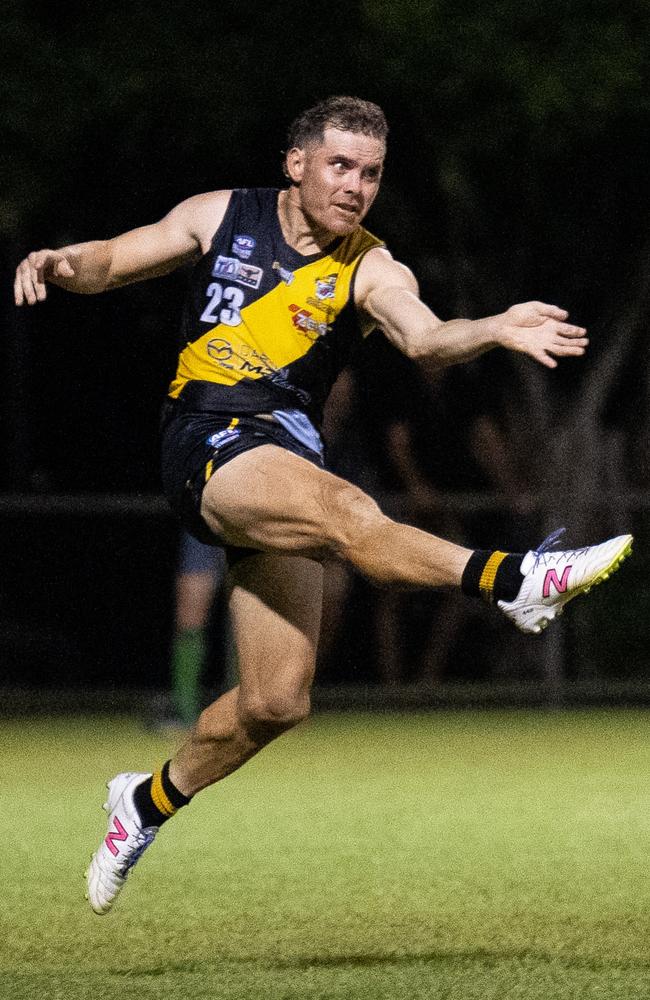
[232,235,256,260]
[212,255,263,289]
[314,274,337,300]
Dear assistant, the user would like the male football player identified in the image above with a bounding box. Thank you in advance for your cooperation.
[14,96,632,914]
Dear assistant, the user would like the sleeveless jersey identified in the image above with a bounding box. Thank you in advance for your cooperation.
[168,188,384,425]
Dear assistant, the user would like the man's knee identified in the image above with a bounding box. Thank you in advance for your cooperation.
[238,689,311,742]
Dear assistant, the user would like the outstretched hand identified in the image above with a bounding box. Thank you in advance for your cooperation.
[497,301,588,368]
[14,250,76,306]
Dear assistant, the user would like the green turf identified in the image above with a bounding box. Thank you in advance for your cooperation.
[2,710,650,999]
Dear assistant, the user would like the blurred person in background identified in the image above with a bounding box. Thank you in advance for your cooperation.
[14,95,632,916]
[153,531,231,731]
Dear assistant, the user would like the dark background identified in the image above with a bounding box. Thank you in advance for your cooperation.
[2,0,650,699]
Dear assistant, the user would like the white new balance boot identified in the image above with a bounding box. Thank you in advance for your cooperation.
[498,528,633,635]
[85,772,158,915]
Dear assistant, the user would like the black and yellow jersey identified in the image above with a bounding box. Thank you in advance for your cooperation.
[168,187,383,426]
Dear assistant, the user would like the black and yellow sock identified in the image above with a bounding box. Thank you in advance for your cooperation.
[133,760,191,827]
[461,549,524,603]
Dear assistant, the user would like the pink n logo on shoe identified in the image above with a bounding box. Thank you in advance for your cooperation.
[543,565,572,598]
[105,816,128,856]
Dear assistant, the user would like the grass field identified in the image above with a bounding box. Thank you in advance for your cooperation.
[2,709,650,999]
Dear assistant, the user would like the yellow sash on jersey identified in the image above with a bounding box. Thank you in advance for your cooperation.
[169,227,382,399]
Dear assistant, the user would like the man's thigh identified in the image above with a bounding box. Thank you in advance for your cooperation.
[201,444,378,556]
[161,409,325,549]
[228,551,323,707]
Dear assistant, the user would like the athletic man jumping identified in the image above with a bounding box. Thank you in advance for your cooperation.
[13,96,632,915]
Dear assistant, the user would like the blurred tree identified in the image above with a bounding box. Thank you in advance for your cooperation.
[357,0,650,502]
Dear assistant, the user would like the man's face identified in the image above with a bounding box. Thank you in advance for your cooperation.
[288,127,385,236]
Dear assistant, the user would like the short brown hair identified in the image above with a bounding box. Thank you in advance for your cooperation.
[286,96,388,151]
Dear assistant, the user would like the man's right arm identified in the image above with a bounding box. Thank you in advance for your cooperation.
[14,190,231,306]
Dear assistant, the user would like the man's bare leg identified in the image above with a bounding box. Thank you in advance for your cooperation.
[200,445,471,587]
[198,445,632,634]
[170,552,322,797]
[86,551,322,914]
[86,445,631,914]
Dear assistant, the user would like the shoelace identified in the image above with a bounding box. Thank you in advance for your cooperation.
[531,527,589,569]
[120,829,157,874]
[536,527,566,553]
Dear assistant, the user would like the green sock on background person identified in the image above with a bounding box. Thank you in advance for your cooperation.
[171,627,206,727]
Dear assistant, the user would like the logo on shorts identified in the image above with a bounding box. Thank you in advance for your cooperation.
[207,428,241,450]
[272,260,294,285]
[232,235,256,260]
[212,255,263,289]
[314,274,337,300]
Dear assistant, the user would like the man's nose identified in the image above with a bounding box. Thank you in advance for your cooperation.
[343,172,362,194]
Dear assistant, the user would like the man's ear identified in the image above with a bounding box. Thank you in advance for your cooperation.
[284,147,305,184]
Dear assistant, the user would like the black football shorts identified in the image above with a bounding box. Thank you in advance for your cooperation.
[160,398,324,560]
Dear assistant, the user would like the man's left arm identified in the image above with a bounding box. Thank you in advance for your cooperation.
[355,248,588,370]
